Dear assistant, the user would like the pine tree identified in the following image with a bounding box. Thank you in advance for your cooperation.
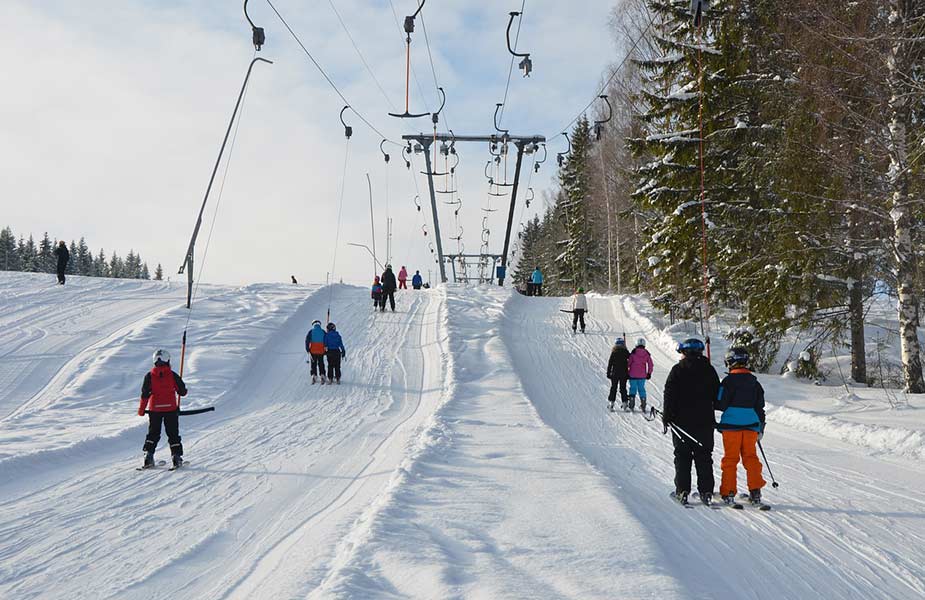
[110,251,123,279]
[93,249,109,277]
[38,233,54,274]
[140,263,150,280]
[22,235,37,272]
[77,237,92,276]
[154,263,164,281]
[0,227,18,271]
[67,241,78,275]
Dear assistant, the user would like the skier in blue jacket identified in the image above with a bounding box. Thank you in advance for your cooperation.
[530,267,544,296]
[323,323,346,384]
[411,270,423,290]
[305,320,327,384]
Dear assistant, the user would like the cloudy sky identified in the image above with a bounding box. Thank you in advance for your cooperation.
[2,0,624,286]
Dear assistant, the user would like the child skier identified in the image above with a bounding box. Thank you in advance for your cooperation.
[571,287,588,333]
[606,338,630,412]
[324,322,346,384]
[626,338,653,411]
[398,266,408,289]
[716,347,767,507]
[137,349,188,469]
[305,319,327,384]
[371,276,384,310]
[411,270,423,290]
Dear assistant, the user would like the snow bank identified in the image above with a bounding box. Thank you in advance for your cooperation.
[768,405,925,461]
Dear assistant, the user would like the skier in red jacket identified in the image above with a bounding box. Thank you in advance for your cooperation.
[138,349,188,468]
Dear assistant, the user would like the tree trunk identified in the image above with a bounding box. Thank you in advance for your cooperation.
[887,0,925,393]
[847,204,867,385]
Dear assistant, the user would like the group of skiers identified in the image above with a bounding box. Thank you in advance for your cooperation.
[305,319,347,385]
[371,265,424,312]
[607,336,768,508]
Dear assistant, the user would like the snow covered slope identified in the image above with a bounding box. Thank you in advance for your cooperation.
[1,274,923,599]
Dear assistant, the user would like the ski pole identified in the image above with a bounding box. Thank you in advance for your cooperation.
[669,423,703,447]
[757,439,780,488]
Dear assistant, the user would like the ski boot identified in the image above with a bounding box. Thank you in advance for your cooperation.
[673,490,690,506]
[748,489,762,506]
[640,398,647,412]
[321,375,327,385]
[336,378,341,385]
[608,400,615,412]
[626,397,635,412]
[142,451,155,469]
[620,401,628,412]
[699,491,713,506]
[722,493,743,509]
[172,454,183,469]
[312,375,317,384]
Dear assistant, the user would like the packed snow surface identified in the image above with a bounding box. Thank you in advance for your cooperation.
[1,272,923,599]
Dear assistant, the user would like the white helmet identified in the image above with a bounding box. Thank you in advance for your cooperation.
[153,349,170,365]
[636,338,646,348]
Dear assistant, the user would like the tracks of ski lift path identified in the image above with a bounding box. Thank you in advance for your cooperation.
[503,293,925,600]
[0,286,448,600]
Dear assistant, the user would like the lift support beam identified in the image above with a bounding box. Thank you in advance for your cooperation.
[403,132,545,285]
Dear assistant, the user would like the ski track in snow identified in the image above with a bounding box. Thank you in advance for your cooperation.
[1,273,923,599]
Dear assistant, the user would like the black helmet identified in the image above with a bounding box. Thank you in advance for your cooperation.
[725,347,750,368]
[676,338,705,356]
[327,322,336,331]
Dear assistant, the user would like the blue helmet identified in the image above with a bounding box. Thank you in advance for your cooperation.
[677,338,705,355]
[725,347,750,368]
[615,337,626,347]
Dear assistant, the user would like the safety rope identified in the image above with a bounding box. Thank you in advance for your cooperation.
[327,136,352,323]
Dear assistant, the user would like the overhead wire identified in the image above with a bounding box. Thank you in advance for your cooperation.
[265,0,403,146]
[388,0,433,113]
[326,0,398,112]
[497,0,527,128]
[327,135,352,322]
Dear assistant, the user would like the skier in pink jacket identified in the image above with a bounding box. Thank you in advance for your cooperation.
[398,266,408,289]
[626,338,654,412]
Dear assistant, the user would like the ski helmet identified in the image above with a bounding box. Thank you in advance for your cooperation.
[725,347,750,369]
[677,338,705,356]
[312,319,322,327]
[153,349,170,365]
[615,337,626,347]
[327,322,336,331]
[636,338,646,348]
[577,287,585,294]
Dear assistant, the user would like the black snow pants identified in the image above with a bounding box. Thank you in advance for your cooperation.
[326,350,342,381]
[572,309,586,332]
[310,353,326,377]
[672,426,714,496]
[144,411,182,457]
[608,377,628,405]
[57,267,66,285]
[382,290,395,311]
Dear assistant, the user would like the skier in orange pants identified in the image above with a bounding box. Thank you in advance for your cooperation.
[715,347,766,506]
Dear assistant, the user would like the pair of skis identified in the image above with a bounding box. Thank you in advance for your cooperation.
[136,460,187,472]
[674,491,771,511]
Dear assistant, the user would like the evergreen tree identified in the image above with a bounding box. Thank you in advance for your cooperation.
[67,241,79,275]
[110,251,123,279]
[93,249,109,278]
[154,263,164,281]
[22,235,37,272]
[140,263,150,280]
[38,233,54,274]
[77,237,92,276]
[0,227,18,271]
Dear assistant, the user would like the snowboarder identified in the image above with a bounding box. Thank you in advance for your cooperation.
[530,266,544,297]
[380,264,397,312]
[411,270,423,290]
[662,337,720,505]
[398,266,408,289]
[607,338,630,411]
[53,240,69,285]
[626,338,653,411]
[137,349,188,468]
[371,276,384,310]
[305,320,327,384]
[571,287,588,333]
[716,347,767,507]
[324,322,346,384]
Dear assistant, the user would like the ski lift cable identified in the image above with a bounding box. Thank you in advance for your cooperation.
[264,0,402,146]
[546,9,656,144]
[419,12,453,131]
[326,0,399,112]
[327,129,352,323]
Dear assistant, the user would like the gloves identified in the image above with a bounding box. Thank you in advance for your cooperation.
[758,432,764,442]
[662,419,670,435]
[646,374,651,380]
[137,401,146,417]
[341,349,346,359]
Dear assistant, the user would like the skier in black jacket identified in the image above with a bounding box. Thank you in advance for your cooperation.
[606,338,630,411]
[380,265,398,312]
[53,240,69,284]
[662,337,720,505]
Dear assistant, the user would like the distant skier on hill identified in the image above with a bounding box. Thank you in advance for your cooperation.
[606,337,630,412]
[626,338,653,411]
[371,276,384,310]
[398,266,408,289]
[324,322,346,384]
[138,349,188,469]
[411,270,423,290]
[530,267,544,296]
[305,320,327,384]
[571,287,588,333]
[662,338,720,506]
[716,347,767,507]
[380,265,397,312]
[53,240,69,285]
